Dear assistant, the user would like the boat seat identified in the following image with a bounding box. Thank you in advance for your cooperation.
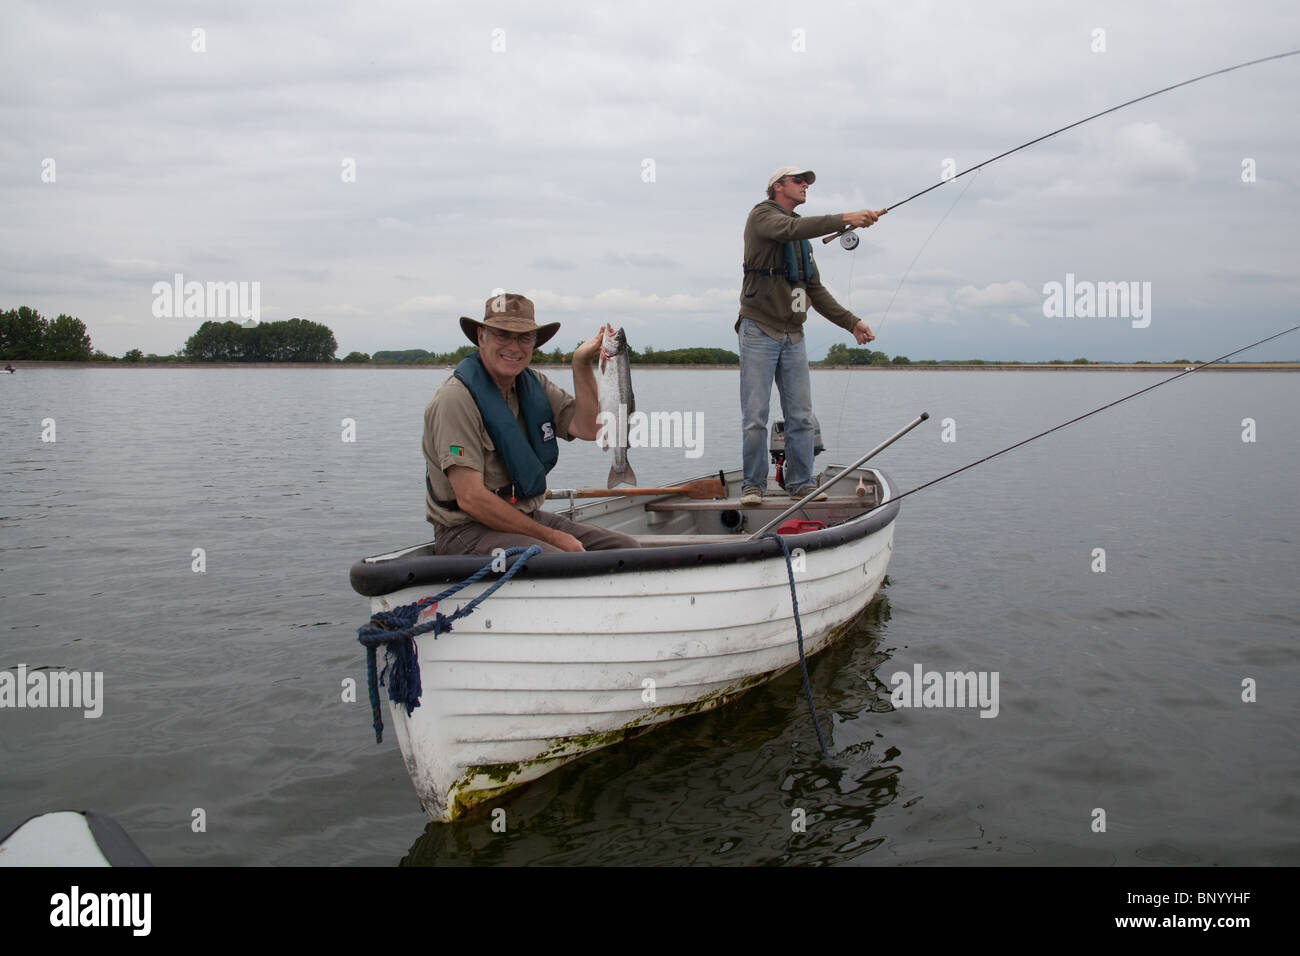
[644,494,879,512]
[632,533,745,546]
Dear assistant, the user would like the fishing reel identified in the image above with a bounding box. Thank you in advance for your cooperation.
[838,231,859,250]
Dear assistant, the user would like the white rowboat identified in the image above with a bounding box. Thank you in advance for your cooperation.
[350,465,900,822]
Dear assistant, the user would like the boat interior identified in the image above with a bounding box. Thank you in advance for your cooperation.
[546,465,887,545]
[350,466,896,594]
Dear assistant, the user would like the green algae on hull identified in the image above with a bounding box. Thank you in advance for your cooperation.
[444,671,777,820]
[440,608,875,820]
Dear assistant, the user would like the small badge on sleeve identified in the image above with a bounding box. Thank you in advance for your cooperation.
[449,444,465,457]
[540,422,555,441]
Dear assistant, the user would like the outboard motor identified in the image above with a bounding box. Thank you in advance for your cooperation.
[769,417,824,491]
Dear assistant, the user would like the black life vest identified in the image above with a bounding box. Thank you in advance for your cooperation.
[452,354,558,499]
[782,239,815,284]
[743,239,816,284]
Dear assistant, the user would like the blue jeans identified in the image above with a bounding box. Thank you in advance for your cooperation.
[738,317,814,491]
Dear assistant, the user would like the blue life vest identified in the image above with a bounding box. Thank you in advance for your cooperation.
[452,354,558,499]
[783,239,816,284]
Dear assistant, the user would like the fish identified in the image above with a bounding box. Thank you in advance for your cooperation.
[596,324,637,488]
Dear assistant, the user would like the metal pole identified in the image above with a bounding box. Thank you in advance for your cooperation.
[747,412,929,540]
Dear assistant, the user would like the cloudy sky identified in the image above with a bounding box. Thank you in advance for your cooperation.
[3,0,1298,362]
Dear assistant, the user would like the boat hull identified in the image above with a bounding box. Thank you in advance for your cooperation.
[361,473,898,822]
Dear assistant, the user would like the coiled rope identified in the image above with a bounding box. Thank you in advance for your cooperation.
[356,544,542,743]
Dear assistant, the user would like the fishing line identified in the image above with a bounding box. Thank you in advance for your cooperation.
[833,169,981,446]
[882,324,1300,509]
[823,50,1298,449]
[876,167,981,337]
[826,48,1300,243]
[821,51,1298,478]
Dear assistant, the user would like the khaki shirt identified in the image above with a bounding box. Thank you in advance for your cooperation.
[737,199,859,342]
[423,369,577,527]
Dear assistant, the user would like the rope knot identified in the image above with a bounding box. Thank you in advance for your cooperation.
[357,544,541,743]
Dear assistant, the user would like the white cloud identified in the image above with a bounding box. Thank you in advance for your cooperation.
[953,280,1038,309]
[1110,121,1197,183]
[394,294,464,314]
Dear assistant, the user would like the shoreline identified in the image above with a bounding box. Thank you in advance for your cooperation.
[6,361,1298,372]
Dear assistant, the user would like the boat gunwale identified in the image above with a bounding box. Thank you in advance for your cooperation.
[350,468,899,596]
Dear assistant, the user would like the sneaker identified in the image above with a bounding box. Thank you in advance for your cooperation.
[789,484,828,501]
[740,486,763,506]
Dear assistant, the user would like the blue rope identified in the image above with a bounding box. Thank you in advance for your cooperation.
[356,544,542,743]
[762,532,831,758]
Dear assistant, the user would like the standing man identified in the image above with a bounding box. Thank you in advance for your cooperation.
[424,292,639,555]
[736,166,885,506]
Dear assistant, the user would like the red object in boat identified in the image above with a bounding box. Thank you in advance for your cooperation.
[776,519,826,535]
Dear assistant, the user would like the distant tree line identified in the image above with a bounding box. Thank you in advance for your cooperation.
[0,307,93,360]
[350,344,743,366]
[0,304,1221,367]
[183,318,337,362]
[819,344,913,366]
[631,345,739,365]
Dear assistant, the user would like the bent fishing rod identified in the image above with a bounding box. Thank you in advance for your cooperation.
[824,49,1300,246]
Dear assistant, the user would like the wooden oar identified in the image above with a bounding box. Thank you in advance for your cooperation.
[547,476,726,500]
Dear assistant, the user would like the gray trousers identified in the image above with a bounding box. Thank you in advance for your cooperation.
[433,508,639,556]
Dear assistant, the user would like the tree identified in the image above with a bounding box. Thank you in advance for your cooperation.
[43,314,94,361]
[183,317,338,362]
[373,349,432,364]
[341,351,369,363]
[891,355,911,365]
[123,349,144,363]
[0,306,48,359]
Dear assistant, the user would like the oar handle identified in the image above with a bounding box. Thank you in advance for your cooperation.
[546,479,726,500]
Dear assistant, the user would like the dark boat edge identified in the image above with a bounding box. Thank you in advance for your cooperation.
[349,470,901,597]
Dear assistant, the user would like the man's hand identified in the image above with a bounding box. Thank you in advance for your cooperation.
[573,329,604,366]
[569,328,605,441]
[842,208,887,229]
[447,466,586,551]
[852,321,875,345]
[549,531,585,553]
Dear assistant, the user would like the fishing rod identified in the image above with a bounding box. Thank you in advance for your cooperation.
[824,49,1300,247]
[881,324,1300,509]
[748,412,929,540]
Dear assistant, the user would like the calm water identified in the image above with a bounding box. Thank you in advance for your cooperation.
[1,367,1296,866]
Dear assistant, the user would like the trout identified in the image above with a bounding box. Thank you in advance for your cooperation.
[596,324,637,488]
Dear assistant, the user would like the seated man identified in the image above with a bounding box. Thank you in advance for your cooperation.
[423,292,640,555]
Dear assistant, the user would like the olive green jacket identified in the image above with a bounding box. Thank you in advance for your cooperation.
[736,200,859,341]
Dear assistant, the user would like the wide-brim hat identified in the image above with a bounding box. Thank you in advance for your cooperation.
[459,292,560,349]
[767,166,816,189]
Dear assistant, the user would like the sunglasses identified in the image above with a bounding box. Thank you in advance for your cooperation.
[787,176,809,186]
